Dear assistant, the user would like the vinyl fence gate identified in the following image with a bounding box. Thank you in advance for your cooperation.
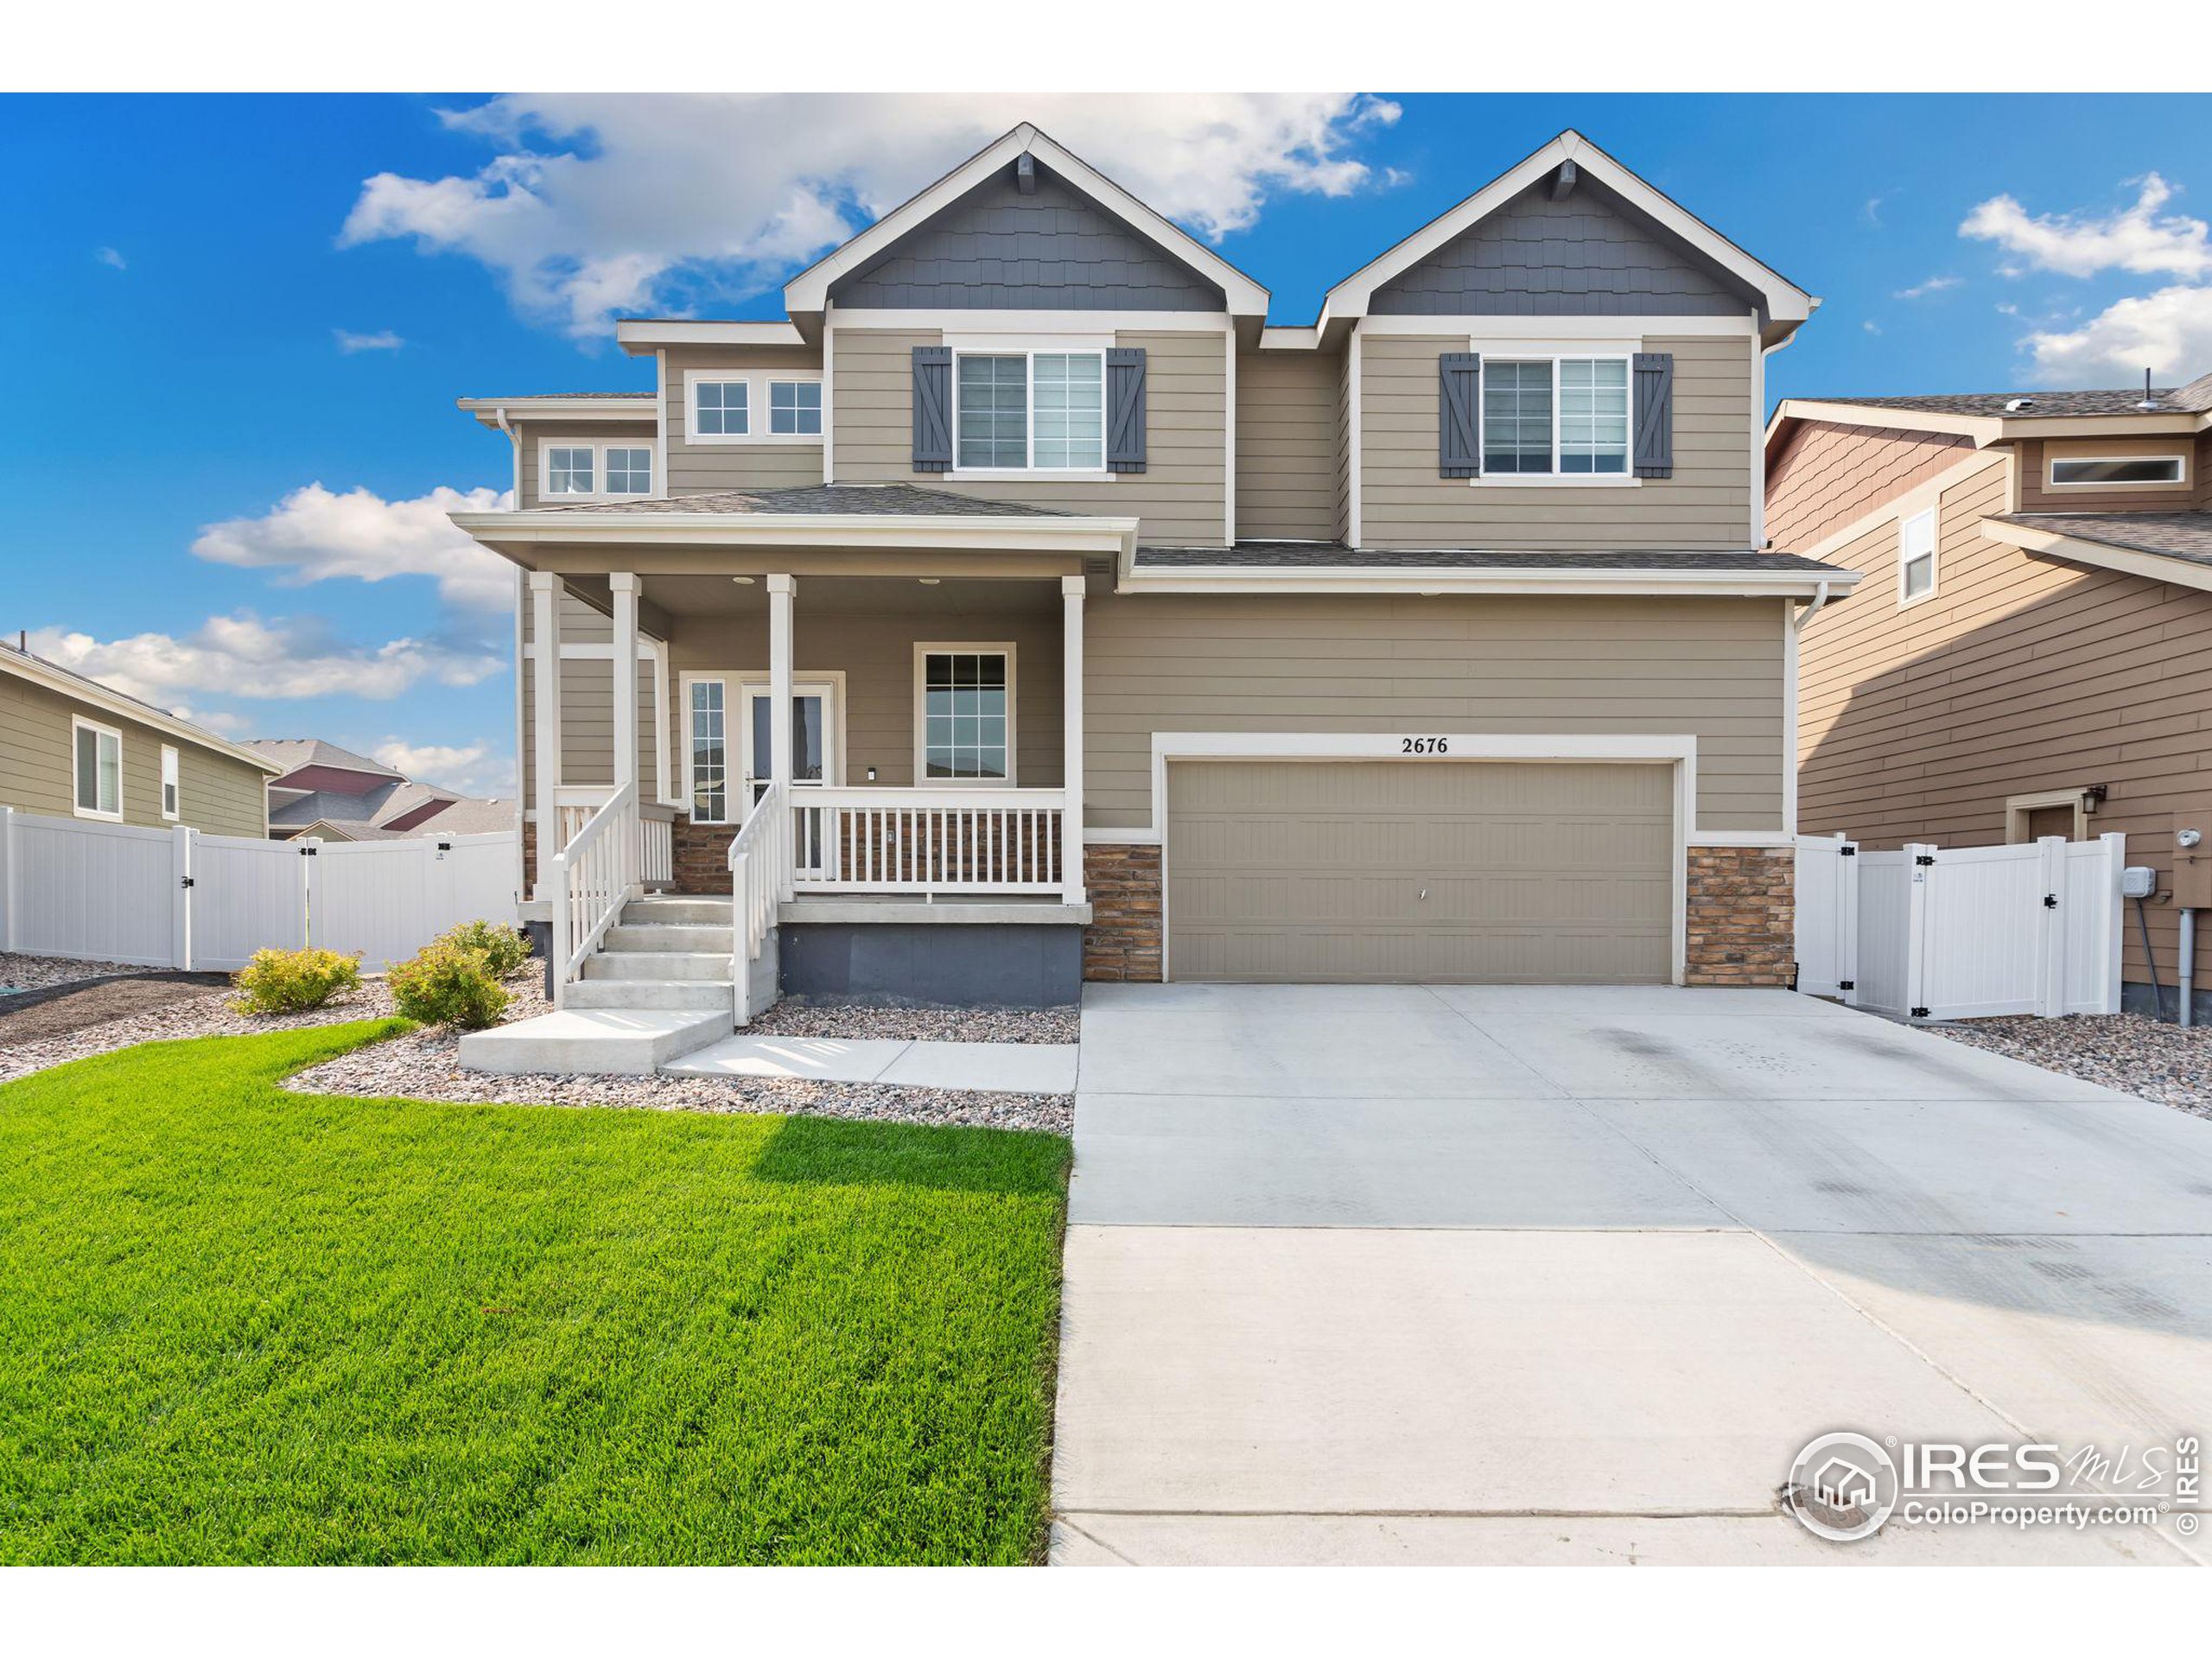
[1794,831,2125,1021]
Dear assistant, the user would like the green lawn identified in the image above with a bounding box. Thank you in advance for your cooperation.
[0,1021,1071,1564]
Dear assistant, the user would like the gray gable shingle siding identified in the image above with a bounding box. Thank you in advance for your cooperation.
[830,162,1224,312]
[1371,178,1755,317]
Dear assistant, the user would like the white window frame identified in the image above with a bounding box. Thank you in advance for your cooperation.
[2045,453,2189,491]
[1472,348,1639,488]
[536,439,652,502]
[912,643,1018,787]
[683,370,826,446]
[72,715,124,821]
[949,346,1111,481]
[678,669,848,824]
[1897,505,1938,607]
[765,375,826,440]
[160,744,180,821]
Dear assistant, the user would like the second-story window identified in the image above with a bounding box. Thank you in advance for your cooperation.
[769,379,823,435]
[1482,356,1631,477]
[955,351,1105,472]
[605,447,652,495]
[546,446,595,494]
[695,380,749,436]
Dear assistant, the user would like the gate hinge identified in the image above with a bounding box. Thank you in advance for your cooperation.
[1910,1006,1931,1019]
[180,875,194,889]
[1838,979,1855,991]
[2043,893,2059,908]
[1914,854,1936,867]
[298,844,318,856]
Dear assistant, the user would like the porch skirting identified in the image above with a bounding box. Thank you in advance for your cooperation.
[779,922,1082,1007]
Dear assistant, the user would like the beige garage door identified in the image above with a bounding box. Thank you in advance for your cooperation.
[1166,760,1674,983]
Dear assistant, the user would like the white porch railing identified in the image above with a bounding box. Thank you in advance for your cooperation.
[728,779,788,1025]
[548,780,638,1004]
[788,786,1066,895]
[556,789,675,887]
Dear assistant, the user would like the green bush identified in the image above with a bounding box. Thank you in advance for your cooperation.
[231,947,363,1016]
[434,918,532,980]
[389,943,510,1031]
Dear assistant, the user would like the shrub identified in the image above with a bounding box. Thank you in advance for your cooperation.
[435,918,532,980]
[389,943,510,1031]
[231,947,363,1016]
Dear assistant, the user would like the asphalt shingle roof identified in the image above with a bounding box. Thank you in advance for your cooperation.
[248,738,405,781]
[534,484,1073,518]
[1996,511,2212,569]
[1808,374,2212,419]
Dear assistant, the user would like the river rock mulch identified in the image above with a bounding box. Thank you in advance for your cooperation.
[744,997,1080,1045]
[1931,1013,2212,1121]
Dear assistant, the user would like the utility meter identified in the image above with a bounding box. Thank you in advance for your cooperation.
[2121,866,2157,900]
[2175,795,2212,907]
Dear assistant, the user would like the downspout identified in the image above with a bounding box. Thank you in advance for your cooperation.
[2183,908,2196,1028]
[1793,578,1831,632]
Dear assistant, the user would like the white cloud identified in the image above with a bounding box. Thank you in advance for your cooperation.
[340,93,1401,336]
[1961,173,2212,280]
[94,245,125,270]
[192,482,515,612]
[1893,275,1961,300]
[2015,284,2212,385]
[372,738,513,798]
[335,327,404,353]
[1862,195,1886,228]
[1862,320,1882,335]
[27,614,503,706]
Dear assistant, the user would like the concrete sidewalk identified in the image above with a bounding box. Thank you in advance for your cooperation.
[664,1032,1077,1093]
[1052,983,2212,1567]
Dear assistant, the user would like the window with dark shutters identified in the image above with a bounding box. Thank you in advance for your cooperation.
[912,346,953,473]
[1439,352,1481,477]
[1632,352,1674,479]
[1106,347,1147,474]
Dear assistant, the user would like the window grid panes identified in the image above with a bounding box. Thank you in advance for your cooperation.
[75,726,119,816]
[546,447,594,494]
[696,380,747,436]
[923,652,1010,781]
[1032,353,1104,469]
[1558,359,1630,474]
[1482,360,1554,474]
[770,380,823,435]
[690,681,727,822]
[604,447,652,494]
[957,356,1028,468]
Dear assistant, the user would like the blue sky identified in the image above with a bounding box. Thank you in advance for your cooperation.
[5,92,2210,797]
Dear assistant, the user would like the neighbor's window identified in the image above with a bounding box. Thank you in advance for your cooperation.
[689,680,728,823]
[956,352,1104,471]
[920,650,1012,782]
[1483,357,1630,476]
[769,379,823,436]
[161,745,180,820]
[1900,507,1937,602]
[545,446,595,495]
[2049,455,2183,486]
[604,447,652,495]
[695,380,748,437]
[74,719,122,818]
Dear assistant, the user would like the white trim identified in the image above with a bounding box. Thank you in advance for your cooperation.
[159,743,180,822]
[461,396,655,424]
[912,643,1018,787]
[950,470,1117,484]
[0,650,277,774]
[950,346,1109,477]
[72,715,124,822]
[648,639,679,808]
[821,315,835,485]
[653,349,669,499]
[2044,452,2189,491]
[1897,505,1939,607]
[1357,314,1755,339]
[455,509,1138,560]
[1084,827,1161,846]
[2005,788,2091,844]
[1320,130,1812,334]
[536,437,654,503]
[510,563,527,893]
[829,309,1231,335]
[1688,831,1799,848]
[616,319,807,350]
[1259,325,1319,350]
[1982,518,2212,594]
[683,368,750,442]
[1779,596,1798,836]
[1145,731,1697,986]
[1472,349,1637,485]
[1751,310,1771,548]
[1117,561,1861,600]
[1223,330,1236,546]
[1346,330,1363,546]
[781,124,1270,319]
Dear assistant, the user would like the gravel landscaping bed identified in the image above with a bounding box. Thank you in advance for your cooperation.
[0,977,404,1084]
[1932,1013,2212,1121]
[744,998,1080,1045]
[0,951,163,995]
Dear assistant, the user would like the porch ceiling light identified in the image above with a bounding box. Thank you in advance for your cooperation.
[918,577,941,585]
[731,575,756,584]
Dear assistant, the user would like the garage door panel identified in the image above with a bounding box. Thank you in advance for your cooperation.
[1166,760,1674,984]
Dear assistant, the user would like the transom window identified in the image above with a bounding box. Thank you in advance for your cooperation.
[955,352,1104,472]
[545,446,595,495]
[2049,454,2184,486]
[770,379,822,435]
[1482,356,1630,476]
[604,447,652,494]
[695,380,749,436]
[918,648,1014,783]
[73,718,122,819]
[1899,507,1937,603]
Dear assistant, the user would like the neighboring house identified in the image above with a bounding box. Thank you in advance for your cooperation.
[1768,370,2212,1015]
[452,123,1850,1019]
[250,738,515,842]
[0,637,275,839]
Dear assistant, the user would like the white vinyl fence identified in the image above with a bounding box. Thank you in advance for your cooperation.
[0,806,519,975]
[1795,831,2125,1021]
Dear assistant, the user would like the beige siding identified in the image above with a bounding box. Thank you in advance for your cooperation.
[1235,347,1340,542]
[518,594,656,803]
[830,327,1228,543]
[1766,418,1974,555]
[2014,434,2199,515]
[1084,591,1784,831]
[515,420,658,507]
[1795,449,2212,996]
[1358,332,1755,550]
[664,343,825,493]
[0,671,266,838]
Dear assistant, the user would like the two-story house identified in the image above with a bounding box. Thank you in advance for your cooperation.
[450,124,1851,1067]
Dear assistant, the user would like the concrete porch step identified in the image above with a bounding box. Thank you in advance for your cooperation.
[626,896,734,926]
[459,1008,730,1076]
[565,977,734,1011]
[582,950,731,982]
[604,922,735,954]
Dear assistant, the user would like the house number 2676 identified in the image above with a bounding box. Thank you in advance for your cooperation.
[1401,737,1449,755]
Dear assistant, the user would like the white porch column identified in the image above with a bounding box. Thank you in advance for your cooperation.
[1061,574,1086,905]
[767,573,796,900]
[528,570,562,899]
[610,571,641,898]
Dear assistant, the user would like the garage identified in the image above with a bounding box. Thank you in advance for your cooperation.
[1165,759,1675,983]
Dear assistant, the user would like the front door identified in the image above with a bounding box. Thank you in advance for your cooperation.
[741,683,836,803]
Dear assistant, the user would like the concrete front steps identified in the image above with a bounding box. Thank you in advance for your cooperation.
[460,894,741,1075]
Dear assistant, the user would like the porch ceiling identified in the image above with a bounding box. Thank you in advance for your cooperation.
[633,572,1070,616]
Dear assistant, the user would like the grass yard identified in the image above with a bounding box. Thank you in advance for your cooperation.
[0,1021,1071,1564]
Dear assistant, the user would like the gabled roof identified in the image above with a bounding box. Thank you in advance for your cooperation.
[781,123,1270,320]
[0,642,279,772]
[1769,377,2212,448]
[1318,130,1814,342]
[1985,510,2212,595]
[246,738,405,783]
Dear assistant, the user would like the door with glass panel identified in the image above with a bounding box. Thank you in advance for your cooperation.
[747,683,836,875]
[686,677,837,869]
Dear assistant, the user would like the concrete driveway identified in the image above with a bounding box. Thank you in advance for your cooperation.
[1051,984,2212,1566]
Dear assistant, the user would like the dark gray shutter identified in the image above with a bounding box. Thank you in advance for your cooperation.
[912,346,952,473]
[1107,347,1147,474]
[1439,352,1481,477]
[1632,352,1674,479]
